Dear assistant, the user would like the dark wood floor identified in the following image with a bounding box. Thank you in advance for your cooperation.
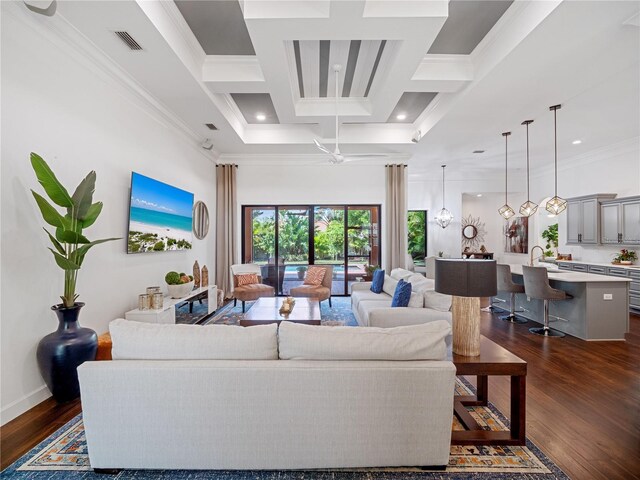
[2,313,639,478]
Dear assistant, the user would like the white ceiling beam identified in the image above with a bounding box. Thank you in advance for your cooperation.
[349,40,380,97]
[409,54,473,93]
[202,56,267,93]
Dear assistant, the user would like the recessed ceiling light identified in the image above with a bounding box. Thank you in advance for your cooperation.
[396,113,407,120]
[477,194,483,197]
[255,113,266,121]
[473,150,485,154]
[572,139,582,145]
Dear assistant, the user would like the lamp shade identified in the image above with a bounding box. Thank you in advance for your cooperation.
[435,259,497,297]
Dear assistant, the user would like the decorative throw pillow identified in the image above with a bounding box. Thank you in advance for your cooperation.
[304,266,327,286]
[391,279,412,307]
[235,273,258,287]
[370,269,385,293]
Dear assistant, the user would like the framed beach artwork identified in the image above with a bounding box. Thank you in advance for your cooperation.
[127,172,194,253]
[505,216,529,254]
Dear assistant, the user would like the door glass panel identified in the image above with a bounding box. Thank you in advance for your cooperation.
[278,207,310,295]
[408,210,427,267]
[314,207,345,295]
[347,207,380,293]
[244,207,277,288]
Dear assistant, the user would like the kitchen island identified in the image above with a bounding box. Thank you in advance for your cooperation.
[493,264,631,340]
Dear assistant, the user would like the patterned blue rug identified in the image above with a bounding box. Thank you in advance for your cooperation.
[205,296,358,326]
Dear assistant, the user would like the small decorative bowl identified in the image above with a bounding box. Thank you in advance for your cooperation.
[166,281,195,298]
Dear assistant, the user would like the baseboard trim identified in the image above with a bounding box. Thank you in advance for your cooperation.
[1,385,51,426]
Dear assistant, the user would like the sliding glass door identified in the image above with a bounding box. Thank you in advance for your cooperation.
[242,205,381,296]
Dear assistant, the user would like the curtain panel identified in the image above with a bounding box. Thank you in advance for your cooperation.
[385,164,408,271]
[215,164,237,297]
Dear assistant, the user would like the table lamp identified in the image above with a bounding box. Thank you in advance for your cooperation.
[435,259,497,356]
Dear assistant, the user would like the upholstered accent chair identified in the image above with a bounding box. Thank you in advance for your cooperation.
[290,265,333,308]
[230,264,275,312]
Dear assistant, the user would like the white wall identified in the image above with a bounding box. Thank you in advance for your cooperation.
[1,5,216,424]
[234,163,386,261]
[531,137,640,263]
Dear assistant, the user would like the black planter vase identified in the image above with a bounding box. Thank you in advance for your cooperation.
[36,302,97,403]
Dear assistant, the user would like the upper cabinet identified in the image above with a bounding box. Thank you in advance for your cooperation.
[600,196,640,245]
[566,194,616,245]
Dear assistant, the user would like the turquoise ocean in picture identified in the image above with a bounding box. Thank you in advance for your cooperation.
[129,207,192,232]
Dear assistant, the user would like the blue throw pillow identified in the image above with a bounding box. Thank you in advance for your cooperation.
[370,269,385,294]
[391,279,412,307]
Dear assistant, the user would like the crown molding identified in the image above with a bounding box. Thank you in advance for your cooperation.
[4,1,219,162]
[218,152,411,166]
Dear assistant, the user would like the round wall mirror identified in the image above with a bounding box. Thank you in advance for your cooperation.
[462,225,478,240]
[193,201,210,240]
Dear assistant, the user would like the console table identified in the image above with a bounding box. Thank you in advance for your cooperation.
[125,285,217,324]
[450,336,527,446]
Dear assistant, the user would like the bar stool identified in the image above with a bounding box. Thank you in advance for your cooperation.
[496,264,527,324]
[522,266,570,337]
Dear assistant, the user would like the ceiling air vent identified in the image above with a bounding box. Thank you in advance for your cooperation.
[205,123,218,131]
[115,31,142,51]
[473,150,485,154]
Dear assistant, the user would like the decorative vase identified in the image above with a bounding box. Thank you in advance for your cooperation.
[36,303,97,403]
[620,260,633,265]
[193,261,201,288]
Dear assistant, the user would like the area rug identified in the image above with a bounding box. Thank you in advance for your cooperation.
[205,296,359,326]
[1,379,568,479]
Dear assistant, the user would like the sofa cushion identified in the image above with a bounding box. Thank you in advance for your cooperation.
[390,268,414,281]
[407,273,435,292]
[424,290,453,312]
[352,289,390,310]
[109,319,278,360]
[370,269,385,293]
[278,320,451,361]
[357,297,393,322]
[304,266,327,285]
[408,291,425,308]
[382,275,398,297]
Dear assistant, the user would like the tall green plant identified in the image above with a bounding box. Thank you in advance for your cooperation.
[30,153,119,307]
[541,223,559,257]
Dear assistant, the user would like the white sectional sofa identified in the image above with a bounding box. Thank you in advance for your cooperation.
[78,319,455,471]
[351,268,452,327]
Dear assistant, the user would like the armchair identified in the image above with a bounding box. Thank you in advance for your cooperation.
[230,264,275,312]
[290,265,333,308]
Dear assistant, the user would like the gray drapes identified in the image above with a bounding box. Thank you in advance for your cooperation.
[385,164,408,271]
[215,164,237,297]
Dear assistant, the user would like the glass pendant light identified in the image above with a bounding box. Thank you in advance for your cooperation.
[435,164,453,228]
[498,132,515,219]
[519,119,538,216]
[545,104,567,215]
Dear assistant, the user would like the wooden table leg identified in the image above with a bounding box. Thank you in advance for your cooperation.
[476,375,488,405]
[511,375,526,444]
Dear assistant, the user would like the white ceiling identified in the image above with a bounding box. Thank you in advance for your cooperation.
[48,1,639,175]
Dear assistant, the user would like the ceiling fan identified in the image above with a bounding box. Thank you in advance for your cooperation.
[314,64,391,164]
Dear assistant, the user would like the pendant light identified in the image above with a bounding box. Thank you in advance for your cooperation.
[545,104,567,215]
[498,132,515,219]
[519,119,538,216]
[435,164,453,228]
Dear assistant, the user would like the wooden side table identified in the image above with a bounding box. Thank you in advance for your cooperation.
[450,336,527,446]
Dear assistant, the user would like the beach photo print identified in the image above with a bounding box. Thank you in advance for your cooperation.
[127,172,194,253]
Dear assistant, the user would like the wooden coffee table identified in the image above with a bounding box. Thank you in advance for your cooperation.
[239,297,321,326]
[450,335,527,446]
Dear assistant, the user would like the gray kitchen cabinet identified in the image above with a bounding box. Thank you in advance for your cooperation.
[566,194,616,245]
[600,196,640,246]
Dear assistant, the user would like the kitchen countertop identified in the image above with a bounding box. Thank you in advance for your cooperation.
[555,259,640,270]
[508,264,632,283]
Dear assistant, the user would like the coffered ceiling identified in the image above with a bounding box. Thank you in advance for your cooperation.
[46,1,639,174]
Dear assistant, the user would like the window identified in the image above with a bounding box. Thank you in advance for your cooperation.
[408,210,427,266]
[242,205,381,296]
